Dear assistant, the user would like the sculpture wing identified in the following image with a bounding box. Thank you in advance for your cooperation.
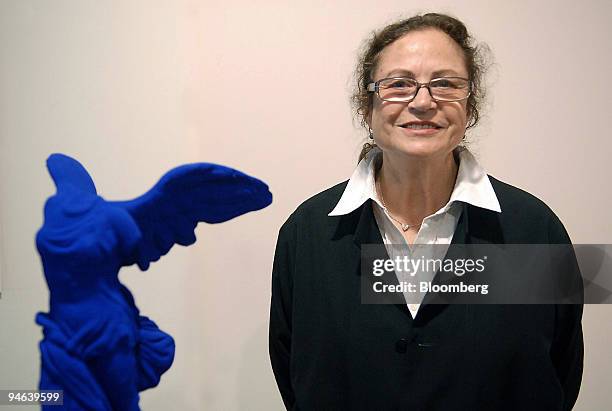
[47,153,97,195]
[112,163,272,270]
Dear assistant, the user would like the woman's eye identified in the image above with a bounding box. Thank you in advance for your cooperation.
[432,79,466,89]
[433,79,453,88]
[389,80,409,88]
[386,79,418,89]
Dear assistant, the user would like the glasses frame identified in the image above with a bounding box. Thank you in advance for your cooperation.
[367,76,472,103]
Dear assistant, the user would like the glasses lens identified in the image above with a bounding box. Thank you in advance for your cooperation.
[429,78,470,101]
[376,77,470,102]
[377,78,418,102]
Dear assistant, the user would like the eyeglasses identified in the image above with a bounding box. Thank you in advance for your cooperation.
[367,76,471,103]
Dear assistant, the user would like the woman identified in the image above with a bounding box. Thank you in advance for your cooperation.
[269,13,583,411]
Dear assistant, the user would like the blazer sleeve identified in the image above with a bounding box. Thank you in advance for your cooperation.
[547,213,584,410]
[269,219,296,410]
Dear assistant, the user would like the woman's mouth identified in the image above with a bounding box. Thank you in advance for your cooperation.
[397,121,443,135]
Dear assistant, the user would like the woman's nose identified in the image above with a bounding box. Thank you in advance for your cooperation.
[408,86,436,112]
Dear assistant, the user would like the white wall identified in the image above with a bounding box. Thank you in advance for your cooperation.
[0,1,610,409]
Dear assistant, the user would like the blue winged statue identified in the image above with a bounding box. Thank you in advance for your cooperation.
[35,154,272,410]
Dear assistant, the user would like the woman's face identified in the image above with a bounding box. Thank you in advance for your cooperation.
[368,28,470,161]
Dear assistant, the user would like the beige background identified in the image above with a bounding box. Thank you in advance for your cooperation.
[1,0,610,409]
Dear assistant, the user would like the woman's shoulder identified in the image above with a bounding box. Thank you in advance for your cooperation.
[278,180,350,234]
[288,180,348,217]
[486,175,571,243]
[488,175,556,217]
[297,181,349,211]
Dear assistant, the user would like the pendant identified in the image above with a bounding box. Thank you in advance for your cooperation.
[401,224,411,232]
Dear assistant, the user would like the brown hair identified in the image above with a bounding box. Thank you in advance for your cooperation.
[353,13,490,161]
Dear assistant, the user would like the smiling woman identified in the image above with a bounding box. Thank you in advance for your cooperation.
[367,29,470,163]
[269,12,583,411]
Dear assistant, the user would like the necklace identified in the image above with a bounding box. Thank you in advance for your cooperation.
[376,179,422,232]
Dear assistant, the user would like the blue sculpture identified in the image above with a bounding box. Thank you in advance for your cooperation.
[35,154,272,410]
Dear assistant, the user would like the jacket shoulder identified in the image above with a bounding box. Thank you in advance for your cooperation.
[487,175,571,243]
[284,181,348,225]
[274,181,351,252]
[488,175,555,217]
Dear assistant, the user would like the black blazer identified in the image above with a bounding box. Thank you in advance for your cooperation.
[269,176,583,411]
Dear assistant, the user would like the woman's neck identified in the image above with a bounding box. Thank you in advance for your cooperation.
[376,150,459,225]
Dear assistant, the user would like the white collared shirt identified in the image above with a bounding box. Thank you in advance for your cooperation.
[329,147,501,318]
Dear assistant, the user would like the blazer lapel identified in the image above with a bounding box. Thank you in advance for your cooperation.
[348,200,414,317]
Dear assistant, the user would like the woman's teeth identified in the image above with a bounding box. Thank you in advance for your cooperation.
[403,124,437,129]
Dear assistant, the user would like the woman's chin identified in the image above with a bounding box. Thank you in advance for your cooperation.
[380,140,453,160]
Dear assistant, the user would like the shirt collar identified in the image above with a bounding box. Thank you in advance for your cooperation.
[328,147,501,217]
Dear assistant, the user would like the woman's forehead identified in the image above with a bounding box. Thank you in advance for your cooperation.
[375,29,467,78]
